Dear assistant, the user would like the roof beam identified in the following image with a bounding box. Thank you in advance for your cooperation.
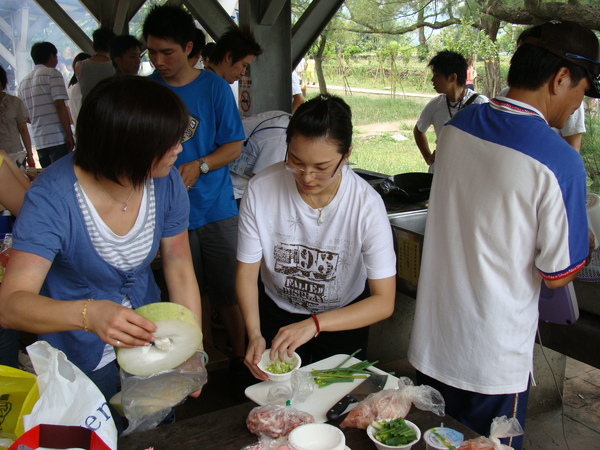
[182,0,235,41]
[260,0,287,26]
[0,15,11,38]
[34,0,93,52]
[291,0,344,68]
[112,0,129,34]
[0,44,15,67]
[78,0,101,23]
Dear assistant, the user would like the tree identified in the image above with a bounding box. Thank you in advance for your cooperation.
[338,0,600,96]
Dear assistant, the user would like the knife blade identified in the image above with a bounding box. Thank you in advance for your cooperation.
[326,373,388,421]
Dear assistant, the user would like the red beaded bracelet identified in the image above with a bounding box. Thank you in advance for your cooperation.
[311,314,320,338]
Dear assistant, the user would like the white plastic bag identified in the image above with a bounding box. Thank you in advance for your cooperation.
[22,341,117,450]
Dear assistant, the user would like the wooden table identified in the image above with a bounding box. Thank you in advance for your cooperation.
[118,401,479,450]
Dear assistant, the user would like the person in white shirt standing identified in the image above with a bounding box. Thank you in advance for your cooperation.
[18,41,74,168]
[413,51,489,173]
[408,20,598,450]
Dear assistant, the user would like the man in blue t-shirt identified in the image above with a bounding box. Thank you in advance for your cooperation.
[142,4,249,394]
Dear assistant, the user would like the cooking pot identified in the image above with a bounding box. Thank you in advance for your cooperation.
[375,172,433,203]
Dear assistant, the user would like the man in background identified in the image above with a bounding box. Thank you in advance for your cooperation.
[413,50,488,172]
[78,27,116,99]
[19,41,73,168]
[110,35,142,76]
[142,4,249,396]
[230,110,290,202]
[204,26,262,85]
[188,28,206,69]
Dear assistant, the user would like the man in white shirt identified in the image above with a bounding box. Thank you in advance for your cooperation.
[18,42,74,168]
[413,50,489,173]
[408,21,597,450]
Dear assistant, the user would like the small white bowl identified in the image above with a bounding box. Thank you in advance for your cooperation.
[367,418,421,450]
[257,349,301,382]
[288,423,346,450]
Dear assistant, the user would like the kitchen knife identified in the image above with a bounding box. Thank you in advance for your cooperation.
[326,373,388,421]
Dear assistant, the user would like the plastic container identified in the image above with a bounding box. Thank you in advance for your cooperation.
[367,419,421,450]
[423,426,464,450]
[288,423,345,450]
[257,349,301,382]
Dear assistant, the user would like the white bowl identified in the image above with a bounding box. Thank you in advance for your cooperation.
[257,349,301,382]
[367,418,421,450]
[288,423,346,450]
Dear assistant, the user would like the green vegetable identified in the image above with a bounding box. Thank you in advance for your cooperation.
[311,349,378,388]
[372,418,417,446]
[264,358,296,374]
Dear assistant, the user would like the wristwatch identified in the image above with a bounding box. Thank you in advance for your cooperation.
[198,158,209,174]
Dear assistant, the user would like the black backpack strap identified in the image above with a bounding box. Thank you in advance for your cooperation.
[463,93,479,107]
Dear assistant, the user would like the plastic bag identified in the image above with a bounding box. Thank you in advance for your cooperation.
[340,376,445,429]
[457,416,524,450]
[119,349,208,436]
[266,370,314,405]
[246,404,314,442]
[0,366,39,449]
[22,341,117,450]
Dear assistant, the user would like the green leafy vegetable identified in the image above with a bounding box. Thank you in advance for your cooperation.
[264,358,296,374]
[311,349,378,388]
[372,418,417,446]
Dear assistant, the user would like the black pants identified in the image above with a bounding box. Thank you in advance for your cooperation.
[258,282,371,364]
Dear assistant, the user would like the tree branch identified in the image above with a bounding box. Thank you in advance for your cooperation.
[483,0,600,30]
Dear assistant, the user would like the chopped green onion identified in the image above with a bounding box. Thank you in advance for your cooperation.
[311,349,379,388]
[372,418,417,446]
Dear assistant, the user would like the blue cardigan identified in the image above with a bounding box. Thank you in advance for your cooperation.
[12,153,189,372]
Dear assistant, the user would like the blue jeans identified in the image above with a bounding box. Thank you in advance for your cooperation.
[0,326,19,368]
[37,144,68,168]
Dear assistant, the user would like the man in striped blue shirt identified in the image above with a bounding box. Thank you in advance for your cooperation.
[18,41,74,168]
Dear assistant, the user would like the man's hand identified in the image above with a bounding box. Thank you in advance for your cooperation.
[178,160,201,189]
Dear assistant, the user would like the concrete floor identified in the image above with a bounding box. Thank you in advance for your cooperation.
[524,358,600,450]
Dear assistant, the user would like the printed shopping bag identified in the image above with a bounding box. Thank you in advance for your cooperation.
[21,342,117,450]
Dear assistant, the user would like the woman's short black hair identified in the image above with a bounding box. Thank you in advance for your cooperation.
[74,76,188,187]
[0,66,7,91]
[68,52,91,87]
[286,93,353,156]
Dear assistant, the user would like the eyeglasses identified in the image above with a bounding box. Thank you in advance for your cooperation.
[284,150,345,179]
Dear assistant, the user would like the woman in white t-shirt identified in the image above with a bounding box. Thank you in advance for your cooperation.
[237,94,396,380]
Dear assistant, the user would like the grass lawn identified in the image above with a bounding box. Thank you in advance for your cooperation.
[306,90,432,176]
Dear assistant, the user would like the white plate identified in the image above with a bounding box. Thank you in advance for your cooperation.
[245,354,399,423]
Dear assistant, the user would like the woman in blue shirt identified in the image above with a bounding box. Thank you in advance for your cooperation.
[0,76,202,404]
